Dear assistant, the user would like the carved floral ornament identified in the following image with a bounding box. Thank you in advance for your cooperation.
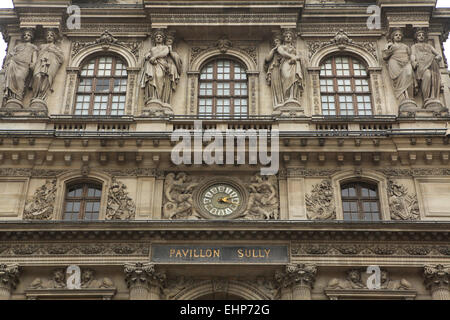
[71,30,141,59]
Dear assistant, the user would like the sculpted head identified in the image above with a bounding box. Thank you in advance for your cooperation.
[347,269,361,283]
[166,34,175,46]
[272,34,282,47]
[21,28,35,42]
[390,28,404,43]
[282,30,296,45]
[53,269,65,283]
[45,29,57,43]
[81,269,95,283]
[415,29,427,43]
[153,30,166,44]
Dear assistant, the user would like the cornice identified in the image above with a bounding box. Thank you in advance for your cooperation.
[0,221,449,242]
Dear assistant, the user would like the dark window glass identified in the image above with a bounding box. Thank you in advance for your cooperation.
[64,183,102,221]
[341,182,381,221]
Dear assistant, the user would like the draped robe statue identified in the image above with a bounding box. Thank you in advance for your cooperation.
[141,31,181,106]
[265,35,284,107]
[382,29,415,105]
[277,30,304,102]
[3,29,37,107]
[411,29,443,108]
[31,30,64,104]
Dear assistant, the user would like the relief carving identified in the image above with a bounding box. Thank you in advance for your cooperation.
[305,180,336,220]
[327,269,365,290]
[71,30,141,59]
[106,178,136,220]
[327,269,412,290]
[244,175,279,220]
[163,173,200,220]
[29,268,114,289]
[387,180,420,221]
[23,179,57,220]
[163,173,280,220]
[0,264,20,292]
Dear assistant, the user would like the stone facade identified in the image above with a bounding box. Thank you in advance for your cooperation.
[0,0,449,300]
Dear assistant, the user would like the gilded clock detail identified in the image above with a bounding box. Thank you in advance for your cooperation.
[201,184,242,217]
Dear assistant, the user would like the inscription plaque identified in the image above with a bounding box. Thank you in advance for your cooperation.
[151,245,289,264]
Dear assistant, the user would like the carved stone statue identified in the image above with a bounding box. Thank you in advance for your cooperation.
[265,34,284,107]
[411,29,446,111]
[3,28,37,108]
[163,172,199,220]
[382,28,416,112]
[244,175,279,220]
[305,180,336,220]
[327,269,365,290]
[30,29,64,109]
[279,29,304,102]
[141,29,181,115]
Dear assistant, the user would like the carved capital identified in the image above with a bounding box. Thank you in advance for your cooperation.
[424,265,450,294]
[124,263,166,290]
[275,264,317,289]
[0,264,19,293]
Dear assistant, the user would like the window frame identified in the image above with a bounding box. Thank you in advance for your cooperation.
[320,55,373,117]
[75,55,128,116]
[198,58,249,119]
[63,182,103,221]
[341,181,381,222]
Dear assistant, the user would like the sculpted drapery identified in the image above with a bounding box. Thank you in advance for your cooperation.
[411,29,442,103]
[141,30,181,105]
[265,30,304,108]
[382,28,415,102]
[4,29,37,103]
[31,29,64,101]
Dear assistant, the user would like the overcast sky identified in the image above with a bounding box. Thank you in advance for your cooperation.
[0,0,449,68]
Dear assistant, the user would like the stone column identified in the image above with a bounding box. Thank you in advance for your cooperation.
[0,264,20,300]
[124,263,166,300]
[275,264,317,300]
[424,265,450,300]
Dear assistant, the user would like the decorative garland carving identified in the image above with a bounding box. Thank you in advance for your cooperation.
[23,180,57,220]
[29,268,114,289]
[291,243,449,257]
[0,243,149,256]
[106,178,136,220]
[305,180,336,220]
[103,168,157,177]
[387,180,420,221]
[377,168,450,177]
[190,45,258,67]
[71,30,141,59]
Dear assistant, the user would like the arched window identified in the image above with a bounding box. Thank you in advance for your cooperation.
[75,56,128,116]
[64,182,102,221]
[198,59,248,119]
[320,56,372,116]
[341,182,380,221]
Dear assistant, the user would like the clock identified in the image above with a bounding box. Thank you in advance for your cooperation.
[194,179,248,219]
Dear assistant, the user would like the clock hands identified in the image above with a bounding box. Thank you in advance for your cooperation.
[218,197,239,205]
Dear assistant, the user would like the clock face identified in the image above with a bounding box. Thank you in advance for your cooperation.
[200,184,242,217]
